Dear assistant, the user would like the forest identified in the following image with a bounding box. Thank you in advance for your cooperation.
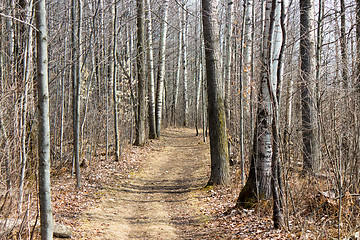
[1,0,360,239]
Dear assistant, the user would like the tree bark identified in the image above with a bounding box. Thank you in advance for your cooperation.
[135,0,146,146]
[173,5,183,126]
[35,0,54,237]
[357,0,360,92]
[340,0,348,89]
[155,0,169,138]
[202,0,230,186]
[112,0,120,161]
[236,0,277,207]
[182,3,189,127]
[145,0,156,139]
[223,0,233,125]
[300,0,320,172]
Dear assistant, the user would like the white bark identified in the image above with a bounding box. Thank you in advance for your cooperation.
[182,4,189,127]
[173,5,183,125]
[146,0,156,139]
[155,0,169,137]
[19,0,33,211]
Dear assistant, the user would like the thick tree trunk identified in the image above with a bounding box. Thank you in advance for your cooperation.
[135,0,146,146]
[155,0,169,138]
[236,0,277,207]
[202,0,230,186]
[35,0,54,237]
[357,0,360,92]
[300,0,320,172]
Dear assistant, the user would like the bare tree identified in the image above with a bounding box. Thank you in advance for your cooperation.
[300,0,319,172]
[182,2,189,127]
[155,0,169,138]
[202,0,230,186]
[35,0,53,237]
[145,0,156,139]
[135,0,146,146]
[112,0,120,161]
[236,0,282,206]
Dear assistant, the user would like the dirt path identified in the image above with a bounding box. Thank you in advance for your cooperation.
[77,128,212,239]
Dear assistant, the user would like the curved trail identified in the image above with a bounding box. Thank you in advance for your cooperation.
[78,128,211,239]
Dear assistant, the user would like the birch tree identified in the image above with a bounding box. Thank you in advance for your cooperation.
[35,0,53,237]
[202,0,230,186]
[155,0,169,138]
[173,5,183,125]
[236,0,284,206]
[182,3,189,127]
[145,0,156,139]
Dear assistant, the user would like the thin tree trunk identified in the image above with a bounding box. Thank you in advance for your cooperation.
[135,0,146,146]
[340,0,348,89]
[182,3,189,127]
[18,0,33,212]
[195,5,201,136]
[200,16,207,142]
[270,0,286,229]
[224,0,233,125]
[112,0,120,161]
[60,35,67,165]
[146,0,156,139]
[241,0,253,187]
[155,0,169,138]
[35,0,53,237]
[202,0,230,186]
[173,5,183,126]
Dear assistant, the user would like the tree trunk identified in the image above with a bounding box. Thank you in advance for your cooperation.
[155,0,169,138]
[135,0,146,146]
[357,0,360,92]
[145,0,156,139]
[223,0,233,126]
[236,0,277,207]
[18,0,33,212]
[182,3,189,127]
[112,0,120,161]
[300,0,319,172]
[340,0,348,89]
[35,0,54,237]
[173,5,183,126]
[202,0,230,186]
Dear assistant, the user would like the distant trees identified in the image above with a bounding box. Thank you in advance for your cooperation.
[4,0,360,236]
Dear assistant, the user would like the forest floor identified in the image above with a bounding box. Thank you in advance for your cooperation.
[52,128,295,239]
